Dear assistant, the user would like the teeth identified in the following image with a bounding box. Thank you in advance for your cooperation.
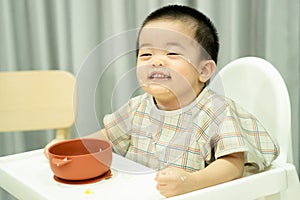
[150,73,170,79]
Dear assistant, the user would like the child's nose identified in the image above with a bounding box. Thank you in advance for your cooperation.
[151,57,164,67]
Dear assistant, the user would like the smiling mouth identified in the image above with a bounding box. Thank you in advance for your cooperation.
[149,72,171,80]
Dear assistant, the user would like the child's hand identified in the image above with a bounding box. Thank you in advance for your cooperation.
[155,166,195,198]
[43,138,65,159]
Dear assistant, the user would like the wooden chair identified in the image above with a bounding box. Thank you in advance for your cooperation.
[0,70,76,139]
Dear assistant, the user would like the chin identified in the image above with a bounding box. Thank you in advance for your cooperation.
[141,84,172,96]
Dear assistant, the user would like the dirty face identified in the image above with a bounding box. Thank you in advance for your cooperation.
[136,19,208,109]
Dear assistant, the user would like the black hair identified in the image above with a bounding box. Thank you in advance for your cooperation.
[137,5,219,64]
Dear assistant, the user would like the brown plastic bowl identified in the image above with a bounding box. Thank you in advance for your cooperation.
[48,138,112,180]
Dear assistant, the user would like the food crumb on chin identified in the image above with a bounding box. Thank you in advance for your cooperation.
[84,188,94,195]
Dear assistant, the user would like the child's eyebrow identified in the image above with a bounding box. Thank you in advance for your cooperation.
[139,42,186,50]
[139,43,152,48]
[165,42,186,50]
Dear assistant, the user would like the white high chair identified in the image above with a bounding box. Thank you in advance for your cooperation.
[169,57,300,200]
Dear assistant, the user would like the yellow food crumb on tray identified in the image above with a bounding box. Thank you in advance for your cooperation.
[84,188,94,195]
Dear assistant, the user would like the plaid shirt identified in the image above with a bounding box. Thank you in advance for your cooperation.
[103,88,279,172]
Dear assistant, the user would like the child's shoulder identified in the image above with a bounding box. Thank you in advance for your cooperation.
[129,92,149,102]
[128,92,151,107]
[204,88,256,118]
[198,88,228,106]
[199,88,249,115]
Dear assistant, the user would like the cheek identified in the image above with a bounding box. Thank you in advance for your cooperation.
[171,63,199,81]
[184,52,202,71]
[136,66,144,80]
[136,65,150,85]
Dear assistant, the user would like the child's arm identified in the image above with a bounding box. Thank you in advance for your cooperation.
[83,129,109,140]
[155,152,244,198]
[43,129,109,158]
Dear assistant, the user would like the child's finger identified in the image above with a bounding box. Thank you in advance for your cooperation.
[155,169,175,185]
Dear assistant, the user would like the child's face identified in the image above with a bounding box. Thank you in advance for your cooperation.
[136,19,207,106]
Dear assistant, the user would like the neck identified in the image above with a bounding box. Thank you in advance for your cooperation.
[154,97,181,111]
[154,87,203,111]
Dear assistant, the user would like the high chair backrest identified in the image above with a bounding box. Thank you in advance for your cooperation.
[210,57,292,164]
[0,70,76,139]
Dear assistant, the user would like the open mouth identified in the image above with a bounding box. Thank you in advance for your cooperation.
[149,72,171,80]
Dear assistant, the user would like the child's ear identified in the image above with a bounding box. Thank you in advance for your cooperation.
[198,60,216,83]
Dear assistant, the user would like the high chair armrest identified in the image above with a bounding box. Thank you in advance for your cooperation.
[168,163,300,200]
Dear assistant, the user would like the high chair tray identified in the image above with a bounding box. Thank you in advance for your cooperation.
[0,149,162,200]
[0,149,298,200]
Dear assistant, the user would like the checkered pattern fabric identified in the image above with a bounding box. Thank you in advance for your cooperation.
[103,88,279,172]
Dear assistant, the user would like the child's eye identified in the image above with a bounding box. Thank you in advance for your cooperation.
[167,52,180,56]
[139,53,152,57]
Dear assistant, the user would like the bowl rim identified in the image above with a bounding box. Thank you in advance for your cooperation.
[48,138,112,157]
